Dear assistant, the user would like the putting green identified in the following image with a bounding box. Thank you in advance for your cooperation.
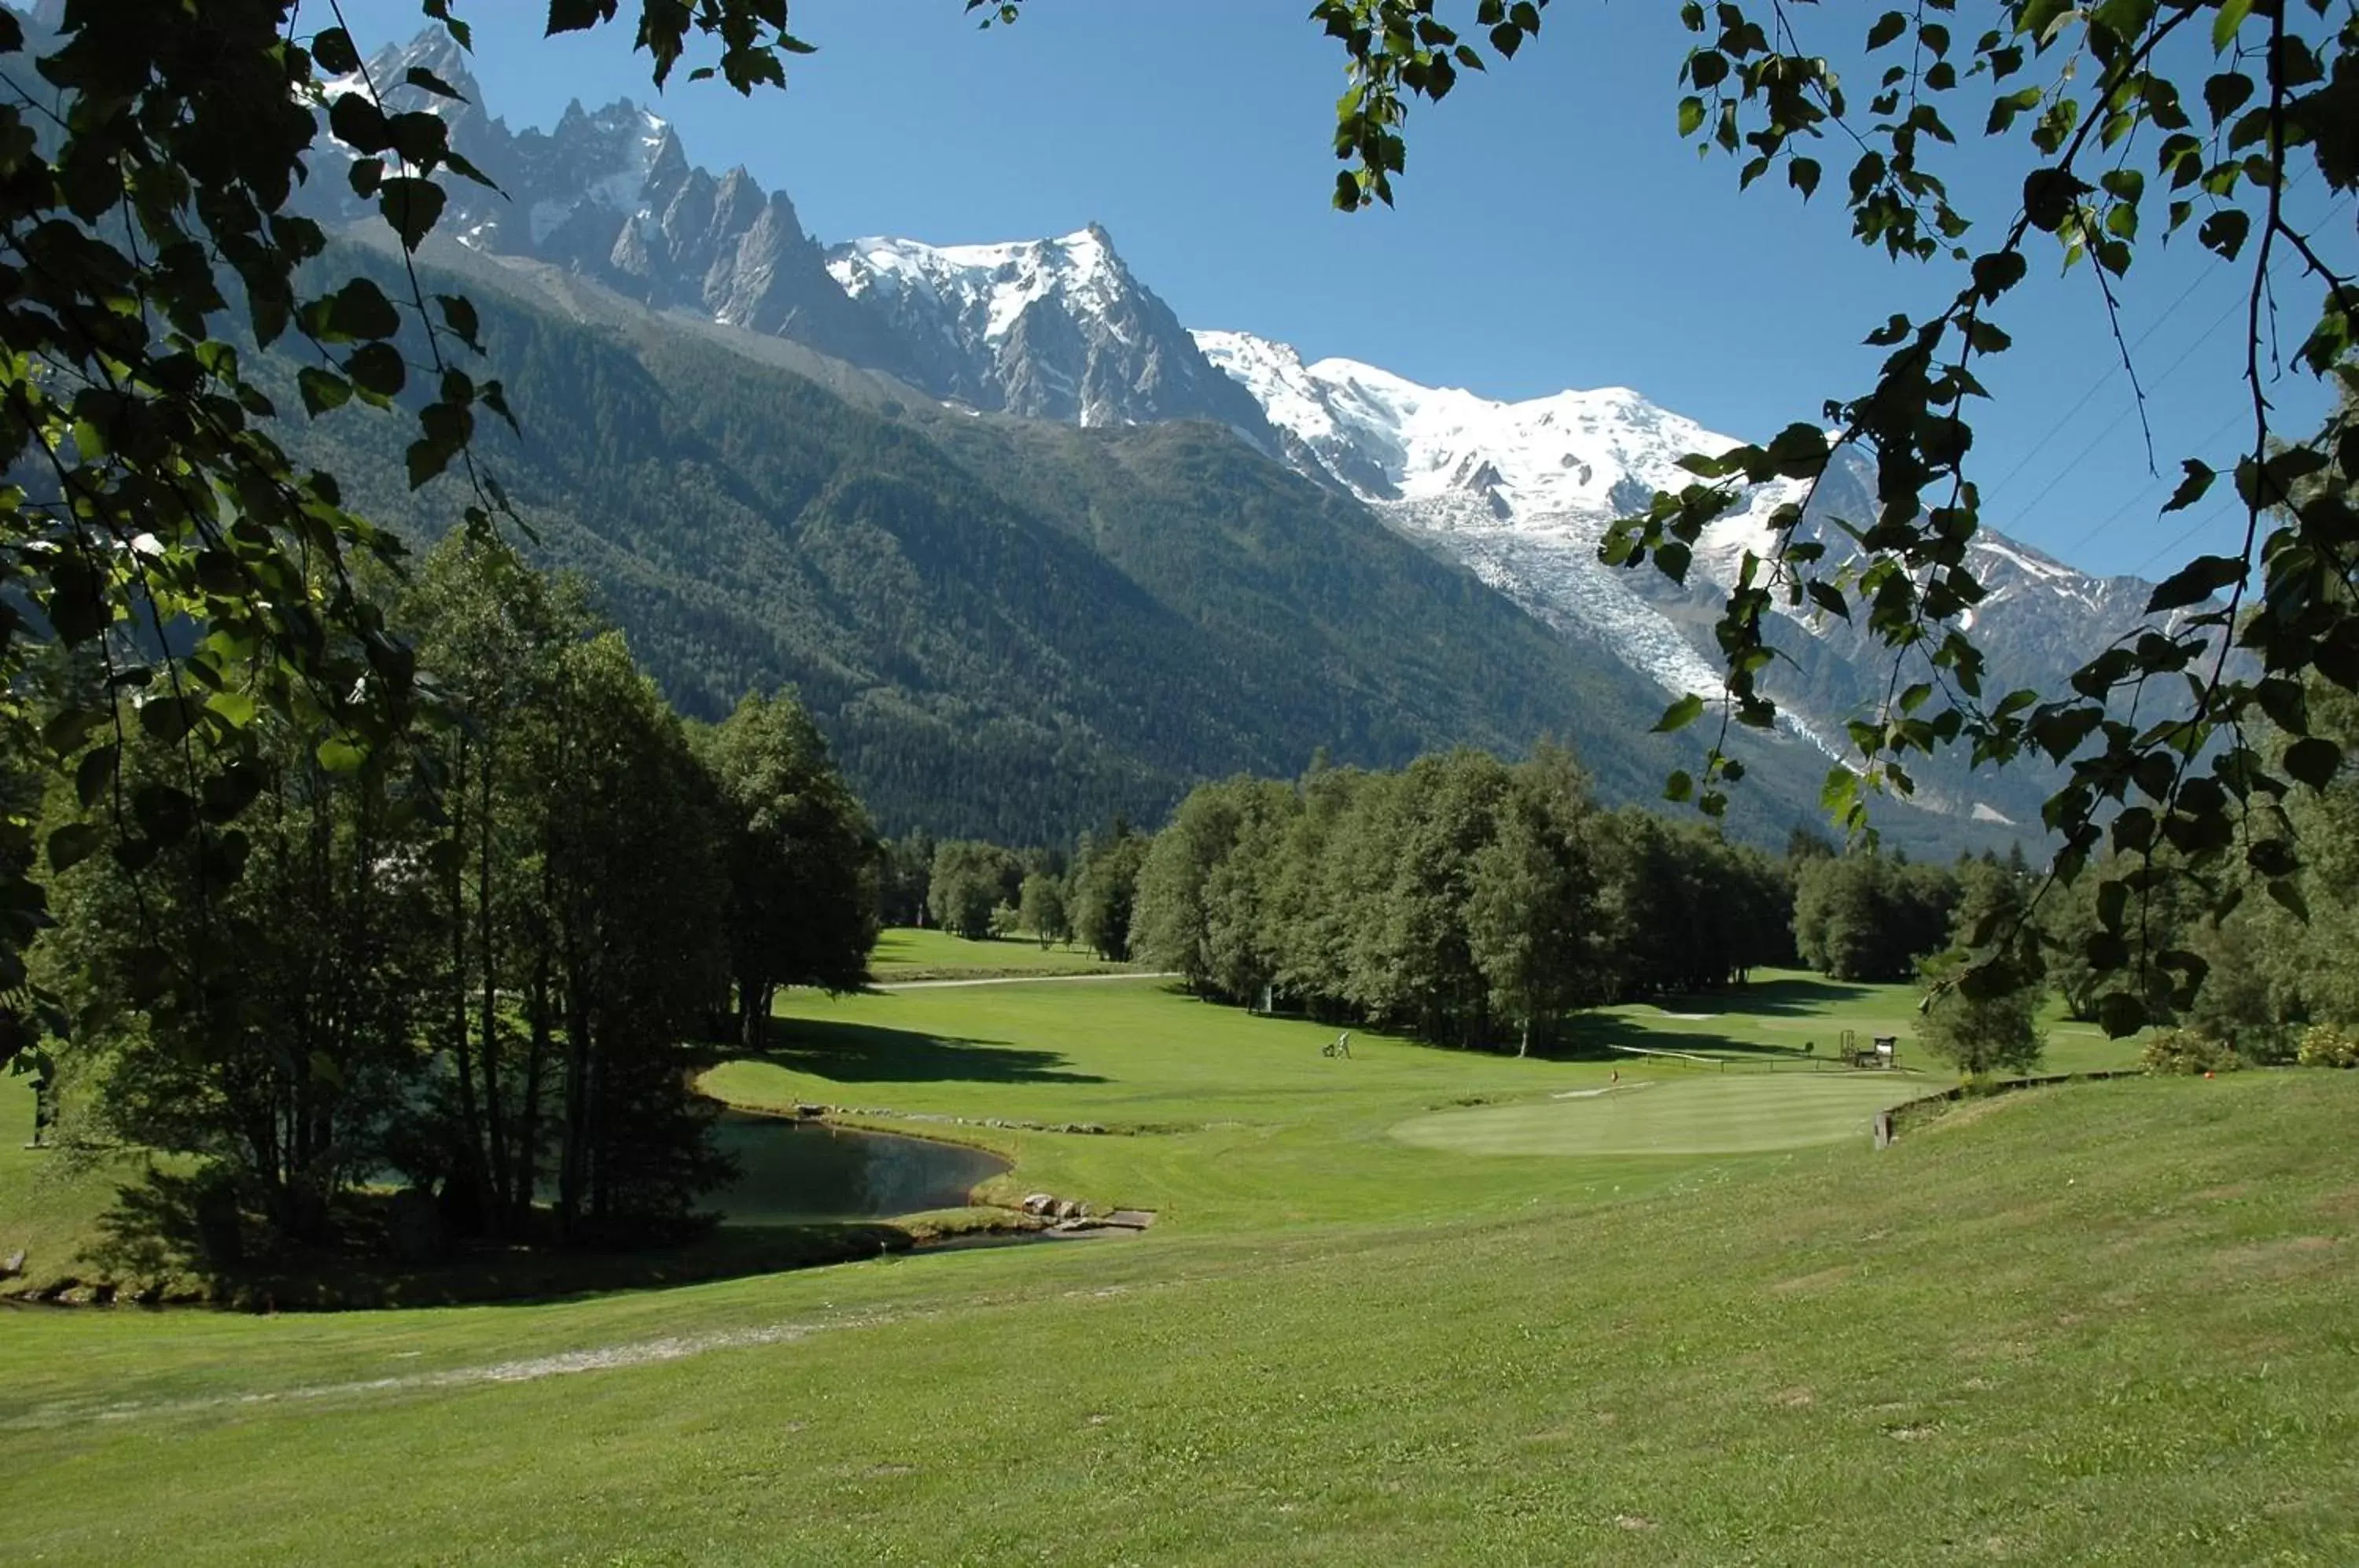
[1391,1073,1930,1157]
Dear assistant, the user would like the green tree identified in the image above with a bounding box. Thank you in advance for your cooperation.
[699,691,877,1048]
[1131,781,1250,996]
[1792,852,1960,983]
[1071,825,1147,963]
[402,535,592,1236]
[1310,2,2357,1036]
[0,0,825,1070]
[1918,862,2047,1078]
[928,841,1021,940]
[543,631,731,1240]
[38,694,440,1244]
[1018,872,1069,948]
[878,833,937,928]
[1467,745,1605,1055]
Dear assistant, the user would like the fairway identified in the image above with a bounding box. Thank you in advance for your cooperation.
[1392,1073,1930,1156]
[7,964,2352,1562]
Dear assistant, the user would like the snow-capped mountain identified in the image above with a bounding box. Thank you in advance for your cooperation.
[1195,329,2169,816]
[825,230,1275,433]
[306,32,898,368]
[311,33,1275,435]
[300,28,2167,830]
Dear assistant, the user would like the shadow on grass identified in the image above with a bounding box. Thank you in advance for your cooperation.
[1553,1010,1853,1064]
[753,1017,1107,1086]
[1636,975,1885,1017]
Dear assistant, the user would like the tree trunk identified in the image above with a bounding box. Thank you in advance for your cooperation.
[738,981,774,1052]
[477,742,509,1235]
[513,952,554,1233]
[447,733,488,1231]
[558,996,593,1245]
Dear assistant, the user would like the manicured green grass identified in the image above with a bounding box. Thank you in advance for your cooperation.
[1392,1072,1927,1156]
[0,1071,156,1291]
[3,1068,2352,1562]
[6,971,2345,1562]
[867,926,1131,980]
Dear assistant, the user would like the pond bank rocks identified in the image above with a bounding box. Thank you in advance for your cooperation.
[801,1105,1113,1136]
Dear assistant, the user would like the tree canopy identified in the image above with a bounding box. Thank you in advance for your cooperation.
[2,0,2353,1069]
[1302,0,2357,1036]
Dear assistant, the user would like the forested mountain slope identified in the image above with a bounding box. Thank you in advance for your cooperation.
[286,244,1947,849]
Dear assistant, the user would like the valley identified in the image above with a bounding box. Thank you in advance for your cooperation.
[287,26,2198,852]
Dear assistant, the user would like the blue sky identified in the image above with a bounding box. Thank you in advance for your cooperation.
[336,1,2343,582]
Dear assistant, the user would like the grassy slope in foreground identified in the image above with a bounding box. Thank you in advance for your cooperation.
[2,998,2352,1562]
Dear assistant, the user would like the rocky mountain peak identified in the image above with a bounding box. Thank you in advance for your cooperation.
[824,227,1275,436]
[302,29,896,368]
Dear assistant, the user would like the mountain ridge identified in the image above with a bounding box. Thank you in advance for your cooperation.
[304,28,2168,840]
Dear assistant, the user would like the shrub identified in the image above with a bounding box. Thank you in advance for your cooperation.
[2141,1028,2243,1076]
[2296,1024,2359,1069]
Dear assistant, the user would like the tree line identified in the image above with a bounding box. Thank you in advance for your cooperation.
[30,536,875,1259]
[1103,747,1794,1055]
[876,823,1150,962]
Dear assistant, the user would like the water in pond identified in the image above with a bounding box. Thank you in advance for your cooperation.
[708,1111,1009,1226]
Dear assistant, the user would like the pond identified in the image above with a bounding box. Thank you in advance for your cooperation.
[708,1110,1010,1226]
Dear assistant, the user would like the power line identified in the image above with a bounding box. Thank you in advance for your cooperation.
[2055,406,2246,562]
[1982,175,2342,512]
[2132,499,2239,579]
[2000,191,2353,561]
[1980,263,2218,506]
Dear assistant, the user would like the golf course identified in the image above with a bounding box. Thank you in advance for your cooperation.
[4,953,2353,1562]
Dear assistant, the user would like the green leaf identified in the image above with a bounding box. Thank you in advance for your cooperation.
[1664,769,1695,803]
[316,737,369,773]
[297,366,351,417]
[323,278,400,340]
[2203,71,2254,125]
[1867,10,1907,50]
[46,822,101,874]
[2161,458,2214,513]
[1678,95,1705,136]
[135,694,199,745]
[1653,693,1706,733]
[436,293,481,350]
[378,176,447,251]
[404,66,469,101]
[131,784,197,847]
[2198,208,2248,260]
[2211,0,2254,51]
[41,704,108,758]
[2096,991,2146,1038]
[2284,737,2343,790]
[311,27,362,75]
[2145,553,2244,613]
[74,745,119,811]
[2266,878,2310,922]
[327,90,392,155]
[407,436,455,490]
[2022,167,2089,232]
[546,0,605,33]
[346,341,407,398]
